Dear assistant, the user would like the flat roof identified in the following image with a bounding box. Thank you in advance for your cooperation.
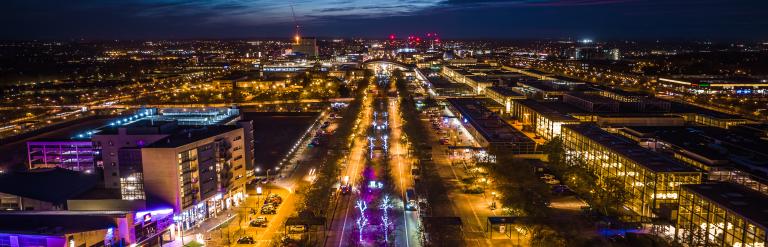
[669,101,745,120]
[624,126,768,168]
[519,80,561,92]
[563,124,699,173]
[524,69,552,76]
[0,168,98,203]
[622,126,730,161]
[486,86,525,97]
[660,77,768,87]
[682,183,768,230]
[0,214,118,235]
[428,75,469,89]
[514,99,579,122]
[565,92,620,104]
[146,125,241,148]
[447,98,533,144]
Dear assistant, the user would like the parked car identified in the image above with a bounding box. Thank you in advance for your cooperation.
[237,236,255,244]
[261,205,276,214]
[544,178,560,185]
[250,216,268,227]
[540,174,556,180]
[288,225,306,233]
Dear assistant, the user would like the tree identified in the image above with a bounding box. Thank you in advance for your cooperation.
[529,225,566,247]
[593,177,630,216]
[541,137,565,168]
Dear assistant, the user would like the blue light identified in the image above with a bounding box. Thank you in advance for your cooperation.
[78,134,84,138]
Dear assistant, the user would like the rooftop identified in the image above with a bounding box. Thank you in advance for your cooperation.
[565,92,621,104]
[668,101,745,120]
[623,126,768,172]
[0,213,120,235]
[486,86,525,98]
[514,99,579,122]
[682,183,768,230]
[145,125,241,148]
[447,98,533,144]
[563,124,699,173]
[0,168,98,204]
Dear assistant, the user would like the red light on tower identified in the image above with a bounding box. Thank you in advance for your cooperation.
[416,37,421,42]
[389,34,395,40]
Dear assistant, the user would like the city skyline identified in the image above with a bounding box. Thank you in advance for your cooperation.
[3,0,768,40]
[1,1,768,246]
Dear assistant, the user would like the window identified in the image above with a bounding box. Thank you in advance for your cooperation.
[112,172,117,176]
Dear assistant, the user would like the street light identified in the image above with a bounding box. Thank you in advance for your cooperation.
[490,191,497,210]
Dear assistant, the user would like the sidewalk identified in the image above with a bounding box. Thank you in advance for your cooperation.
[163,206,242,247]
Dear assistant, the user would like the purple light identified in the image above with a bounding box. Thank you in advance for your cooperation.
[134,208,173,222]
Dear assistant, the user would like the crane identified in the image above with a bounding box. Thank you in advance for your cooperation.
[291,4,300,44]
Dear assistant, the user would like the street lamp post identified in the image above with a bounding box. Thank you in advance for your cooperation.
[490,191,497,210]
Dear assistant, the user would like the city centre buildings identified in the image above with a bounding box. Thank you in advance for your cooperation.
[676,183,768,247]
[561,124,702,221]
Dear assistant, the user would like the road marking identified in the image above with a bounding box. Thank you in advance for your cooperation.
[336,95,372,247]
[391,99,411,247]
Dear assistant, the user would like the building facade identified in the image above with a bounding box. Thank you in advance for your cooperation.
[27,141,96,172]
[561,124,702,221]
[141,126,247,230]
[675,183,767,247]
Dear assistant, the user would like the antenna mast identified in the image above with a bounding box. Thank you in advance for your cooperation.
[291,4,300,44]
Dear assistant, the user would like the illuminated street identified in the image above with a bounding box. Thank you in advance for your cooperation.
[1,3,767,247]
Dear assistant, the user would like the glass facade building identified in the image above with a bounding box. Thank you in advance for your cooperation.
[561,124,702,221]
[676,183,767,247]
[510,99,580,140]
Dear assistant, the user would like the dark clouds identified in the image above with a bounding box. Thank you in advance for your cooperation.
[1,0,766,40]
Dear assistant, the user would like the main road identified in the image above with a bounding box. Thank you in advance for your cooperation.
[325,67,421,247]
[324,76,375,246]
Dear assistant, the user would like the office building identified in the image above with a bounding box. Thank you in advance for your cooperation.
[484,86,526,114]
[510,99,580,140]
[141,126,247,230]
[446,98,537,154]
[92,120,176,198]
[561,124,702,221]
[659,77,768,96]
[293,37,319,58]
[92,107,252,200]
[619,126,768,195]
[675,183,767,247]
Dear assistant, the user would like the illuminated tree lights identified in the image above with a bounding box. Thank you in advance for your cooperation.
[355,200,368,242]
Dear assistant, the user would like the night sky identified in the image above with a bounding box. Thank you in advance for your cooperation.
[2,0,767,41]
